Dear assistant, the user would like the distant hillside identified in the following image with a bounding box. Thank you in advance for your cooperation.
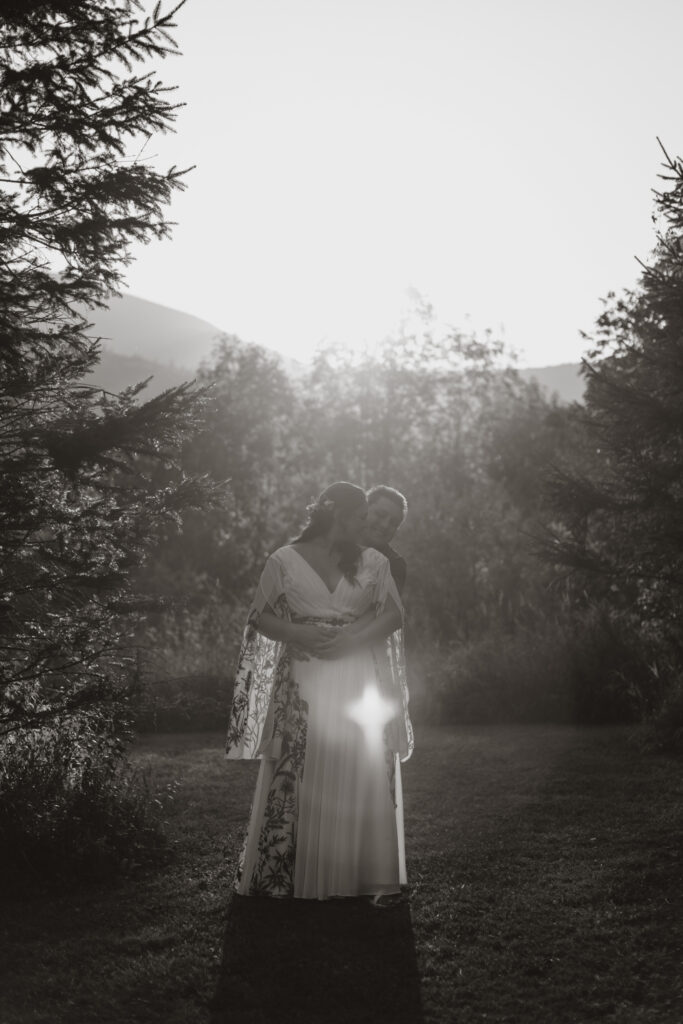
[519,362,585,404]
[81,293,586,405]
[86,348,192,399]
[82,292,300,395]
[89,349,587,406]
[77,292,224,371]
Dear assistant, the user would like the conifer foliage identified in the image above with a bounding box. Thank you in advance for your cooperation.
[546,144,683,625]
[0,0,220,872]
[542,143,683,739]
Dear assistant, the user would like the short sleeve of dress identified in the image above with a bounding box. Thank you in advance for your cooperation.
[370,550,403,618]
[226,550,291,760]
[250,552,286,620]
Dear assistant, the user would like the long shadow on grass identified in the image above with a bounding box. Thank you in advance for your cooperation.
[210,893,424,1024]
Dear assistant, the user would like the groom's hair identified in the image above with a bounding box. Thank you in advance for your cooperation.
[366,485,408,522]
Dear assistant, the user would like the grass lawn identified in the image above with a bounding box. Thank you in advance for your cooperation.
[0,725,681,1023]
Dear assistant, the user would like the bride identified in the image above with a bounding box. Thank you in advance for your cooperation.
[226,481,413,900]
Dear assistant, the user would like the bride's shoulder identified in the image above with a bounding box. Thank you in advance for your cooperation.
[265,544,296,568]
[270,544,296,560]
[360,546,389,571]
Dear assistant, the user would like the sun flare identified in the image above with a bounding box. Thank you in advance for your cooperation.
[347,684,398,750]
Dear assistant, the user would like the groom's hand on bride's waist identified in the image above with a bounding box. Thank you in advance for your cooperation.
[289,622,339,659]
[315,627,356,661]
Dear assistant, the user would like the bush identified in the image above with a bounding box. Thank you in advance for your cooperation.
[0,722,173,889]
[637,669,683,756]
[133,586,244,732]
[428,630,574,725]
[134,672,233,732]
[426,606,650,725]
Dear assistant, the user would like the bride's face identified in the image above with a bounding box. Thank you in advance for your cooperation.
[338,500,368,544]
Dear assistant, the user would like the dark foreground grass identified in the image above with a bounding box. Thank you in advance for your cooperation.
[0,726,681,1024]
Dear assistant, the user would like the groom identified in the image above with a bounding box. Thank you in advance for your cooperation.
[363,485,408,594]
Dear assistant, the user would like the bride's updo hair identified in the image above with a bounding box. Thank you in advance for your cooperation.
[292,481,367,582]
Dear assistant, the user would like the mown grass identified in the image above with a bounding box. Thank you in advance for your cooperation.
[0,726,681,1023]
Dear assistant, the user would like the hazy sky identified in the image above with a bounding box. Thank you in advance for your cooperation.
[123,0,682,367]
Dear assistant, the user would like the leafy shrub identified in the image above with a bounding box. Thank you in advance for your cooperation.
[133,586,244,732]
[637,667,683,755]
[426,605,650,725]
[134,672,233,732]
[0,721,172,889]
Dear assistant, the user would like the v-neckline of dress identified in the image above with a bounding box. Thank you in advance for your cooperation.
[288,545,345,596]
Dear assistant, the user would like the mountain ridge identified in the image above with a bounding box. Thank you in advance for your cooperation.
[77,292,224,372]
[84,292,585,403]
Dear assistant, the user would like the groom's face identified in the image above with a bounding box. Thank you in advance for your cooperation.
[364,496,403,548]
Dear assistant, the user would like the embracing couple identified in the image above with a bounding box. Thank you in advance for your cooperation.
[225,482,413,902]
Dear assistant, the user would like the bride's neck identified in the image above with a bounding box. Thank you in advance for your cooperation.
[307,532,344,556]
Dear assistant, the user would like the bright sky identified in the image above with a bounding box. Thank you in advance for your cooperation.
[124,0,682,367]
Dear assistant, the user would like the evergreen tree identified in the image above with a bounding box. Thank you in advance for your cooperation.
[539,142,683,738]
[545,142,683,637]
[0,2,221,752]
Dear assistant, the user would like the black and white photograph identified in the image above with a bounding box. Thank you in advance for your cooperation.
[1,2,682,1022]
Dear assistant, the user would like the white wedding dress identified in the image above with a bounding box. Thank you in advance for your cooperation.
[226,545,412,900]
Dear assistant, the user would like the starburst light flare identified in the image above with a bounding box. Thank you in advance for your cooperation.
[346,683,398,754]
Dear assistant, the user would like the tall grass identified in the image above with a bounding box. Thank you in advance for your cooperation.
[133,590,242,732]
[417,605,653,727]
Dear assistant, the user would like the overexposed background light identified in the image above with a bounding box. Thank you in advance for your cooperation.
[124,0,682,366]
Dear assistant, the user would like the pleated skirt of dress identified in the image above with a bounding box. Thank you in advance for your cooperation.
[237,649,406,900]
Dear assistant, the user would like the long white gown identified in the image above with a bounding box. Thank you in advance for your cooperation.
[226,545,413,900]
